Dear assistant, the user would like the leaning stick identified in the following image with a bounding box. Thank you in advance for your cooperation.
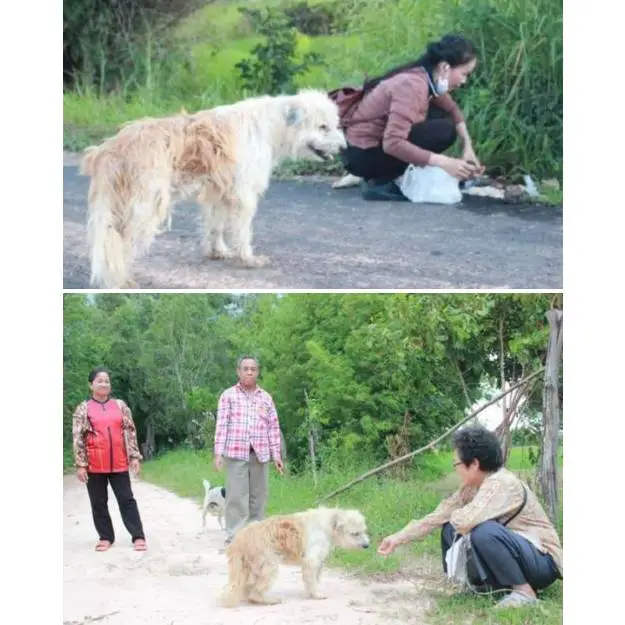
[315,367,545,504]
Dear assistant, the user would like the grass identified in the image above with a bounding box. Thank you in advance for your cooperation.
[64,0,562,185]
[140,444,563,624]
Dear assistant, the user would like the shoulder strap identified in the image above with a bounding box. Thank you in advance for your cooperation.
[503,483,528,526]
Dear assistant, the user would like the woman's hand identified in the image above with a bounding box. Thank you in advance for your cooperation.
[76,467,88,484]
[436,155,477,180]
[461,145,483,173]
[377,533,402,556]
[130,458,141,476]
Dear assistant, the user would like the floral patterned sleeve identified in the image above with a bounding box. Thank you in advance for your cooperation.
[395,485,478,542]
[118,399,143,461]
[72,401,89,468]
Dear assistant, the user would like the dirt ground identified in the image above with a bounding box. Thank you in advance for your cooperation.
[63,475,437,625]
[63,154,562,290]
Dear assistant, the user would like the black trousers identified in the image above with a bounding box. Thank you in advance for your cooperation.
[341,107,457,182]
[86,471,145,543]
[441,521,561,592]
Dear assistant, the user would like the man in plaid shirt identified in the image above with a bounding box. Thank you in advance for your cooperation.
[214,355,284,545]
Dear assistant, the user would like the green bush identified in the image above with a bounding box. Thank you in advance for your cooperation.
[235,7,325,95]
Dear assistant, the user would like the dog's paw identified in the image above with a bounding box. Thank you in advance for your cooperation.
[203,245,233,260]
[309,593,328,600]
[248,595,282,605]
[239,255,269,268]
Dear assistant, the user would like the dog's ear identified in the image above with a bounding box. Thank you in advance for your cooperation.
[331,510,345,532]
[284,104,303,127]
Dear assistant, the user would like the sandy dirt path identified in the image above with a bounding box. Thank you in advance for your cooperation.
[64,475,434,625]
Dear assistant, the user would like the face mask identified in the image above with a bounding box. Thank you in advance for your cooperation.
[435,76,449,95]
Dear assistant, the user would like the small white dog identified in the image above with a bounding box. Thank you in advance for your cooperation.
[201,479,226,530]
[219,506,370,607]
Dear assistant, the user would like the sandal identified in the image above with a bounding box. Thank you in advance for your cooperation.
[95,540,112,552]
[133,539,147,551]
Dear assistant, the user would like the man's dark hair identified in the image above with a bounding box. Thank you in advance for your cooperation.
[452,425,504,472]
[237,354,259,368]
[88,367,110,383]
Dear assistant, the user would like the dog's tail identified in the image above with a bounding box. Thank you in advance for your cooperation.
[218,543,248,608]
[82,144,134,288]
[203,479,211,493]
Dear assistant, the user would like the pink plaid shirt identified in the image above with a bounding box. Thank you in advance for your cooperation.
[214,383,282,463]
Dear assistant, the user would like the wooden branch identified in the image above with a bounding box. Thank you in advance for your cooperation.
[499,314,507,413]
[539,309,563,523]
[316,367,545,504]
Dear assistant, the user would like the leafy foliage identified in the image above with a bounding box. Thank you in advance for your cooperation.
[282,1,347,36]
[63,0,203,92]
[64,293,559,471]
[235,7,324,95]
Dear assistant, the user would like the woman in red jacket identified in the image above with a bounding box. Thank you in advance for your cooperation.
[72,367,147,552]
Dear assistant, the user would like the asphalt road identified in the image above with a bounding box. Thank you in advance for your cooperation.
[64,165,562,290]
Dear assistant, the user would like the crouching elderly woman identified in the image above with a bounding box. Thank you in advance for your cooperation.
[378,425,562,608]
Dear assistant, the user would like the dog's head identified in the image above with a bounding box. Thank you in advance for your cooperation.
[330,508,370,550]
[281,89,346,162]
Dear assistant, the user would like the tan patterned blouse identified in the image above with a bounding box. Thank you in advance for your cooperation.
[395,468,563,575]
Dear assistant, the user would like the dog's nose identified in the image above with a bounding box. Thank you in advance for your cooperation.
[363,542,370,549]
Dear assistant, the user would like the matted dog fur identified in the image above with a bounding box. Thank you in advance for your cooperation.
[219,506,369,607]
[80,89,346,288]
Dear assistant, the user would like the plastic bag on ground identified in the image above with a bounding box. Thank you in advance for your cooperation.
[396,164,462,204]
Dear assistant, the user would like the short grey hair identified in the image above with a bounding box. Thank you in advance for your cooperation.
[237,354,260,368]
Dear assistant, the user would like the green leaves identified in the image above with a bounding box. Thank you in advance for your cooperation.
[235,6,325,95]
[63,293,559,470]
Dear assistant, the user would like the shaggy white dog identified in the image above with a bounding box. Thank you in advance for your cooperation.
[201,479,226,531]
[219,507,370,607]
[80,89,346,288]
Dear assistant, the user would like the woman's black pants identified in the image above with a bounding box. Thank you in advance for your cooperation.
[342,108,457,182]
[86,471,146,543]
[441,521,561,592]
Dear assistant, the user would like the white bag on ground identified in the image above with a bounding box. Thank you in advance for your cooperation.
[396,164,462,204]
[445,534,470,587]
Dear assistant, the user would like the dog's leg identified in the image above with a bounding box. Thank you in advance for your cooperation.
[200,200,232,260]
[247,558,281,605]
[302,560,327,600]
[230,191,268,268]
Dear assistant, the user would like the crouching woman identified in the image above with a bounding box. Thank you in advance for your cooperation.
[377,425,562,608]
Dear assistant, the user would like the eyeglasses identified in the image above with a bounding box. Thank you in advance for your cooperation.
[453,461,463,468]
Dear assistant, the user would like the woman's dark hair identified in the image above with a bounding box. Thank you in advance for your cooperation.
[88,367,111,383]
[362,34,477,95]
[452,425,504,472]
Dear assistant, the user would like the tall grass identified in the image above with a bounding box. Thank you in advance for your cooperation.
[333,0,563,179]
[64,0,562,179]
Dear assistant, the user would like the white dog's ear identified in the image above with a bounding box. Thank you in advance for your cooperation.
[284,104,303,126]
[331,511,344,532]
